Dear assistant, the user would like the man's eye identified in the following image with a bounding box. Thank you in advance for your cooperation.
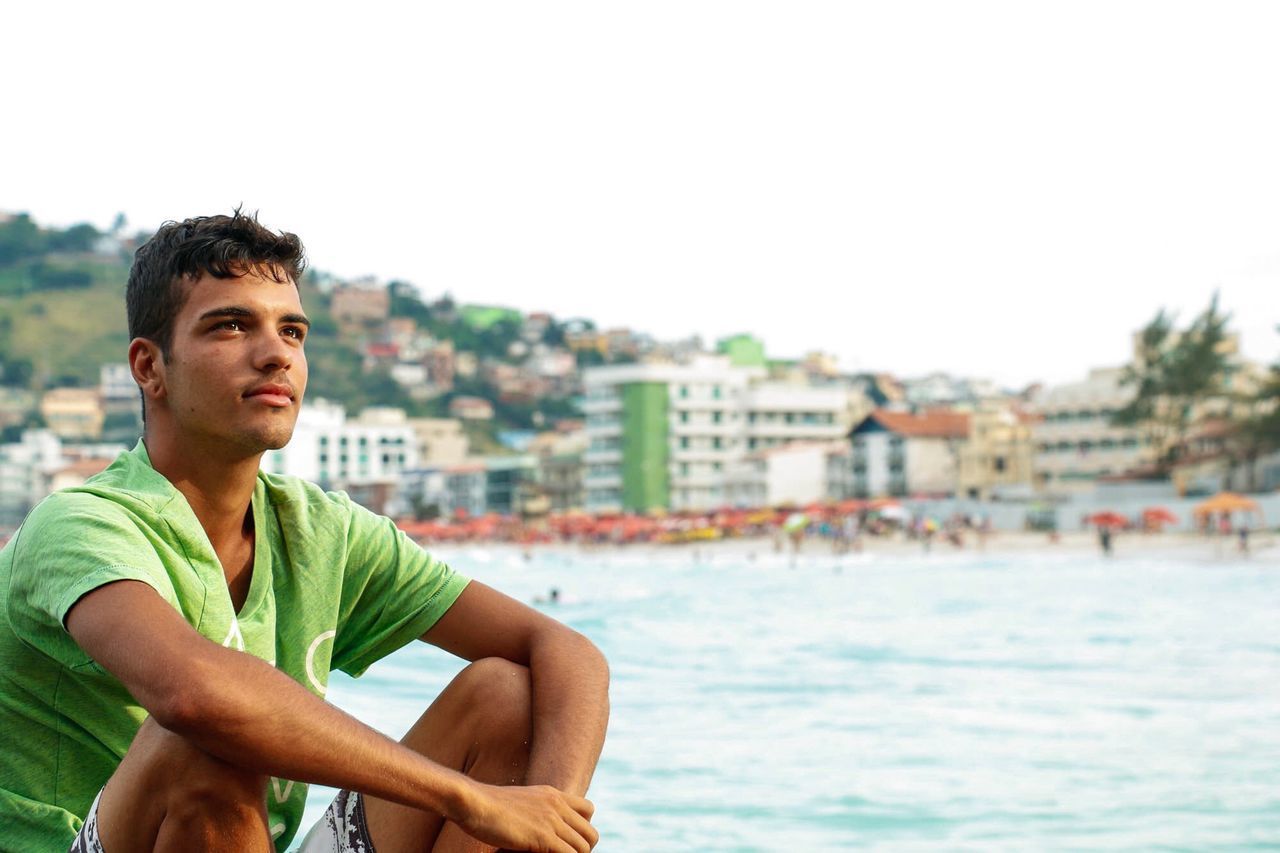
[217,320,245,331]
[283,326,305,339]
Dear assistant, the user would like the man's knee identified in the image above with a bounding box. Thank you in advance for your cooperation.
[99,718,268,848]
[452,657,533,735]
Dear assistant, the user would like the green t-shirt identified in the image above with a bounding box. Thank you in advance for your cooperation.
[0,441,470,853]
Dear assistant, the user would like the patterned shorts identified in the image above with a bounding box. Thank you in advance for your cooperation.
[69,788,376,853]
[297,790,377,852]
[67,790,104,853]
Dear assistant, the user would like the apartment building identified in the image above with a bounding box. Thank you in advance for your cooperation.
[722,440,848,508]
[850,410,970,498]
[582,356,855,512]
[582,355,763,512]
[407,417,469,467]
[741,383,849,452]
[956,406,1037,499]
[262,400,418,511]
[1028,367,1154,494]
[40,388,105,441]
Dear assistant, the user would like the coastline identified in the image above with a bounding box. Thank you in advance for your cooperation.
[434,529,1279,563]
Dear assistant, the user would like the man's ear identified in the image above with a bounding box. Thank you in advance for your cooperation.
[128,338,167,406]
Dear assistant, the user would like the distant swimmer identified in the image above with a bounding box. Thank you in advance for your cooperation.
[534,587,562,605]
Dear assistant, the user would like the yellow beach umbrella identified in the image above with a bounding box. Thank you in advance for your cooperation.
[1192,492,1261,517]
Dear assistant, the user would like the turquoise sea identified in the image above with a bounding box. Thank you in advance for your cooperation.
[298,544,1280,850]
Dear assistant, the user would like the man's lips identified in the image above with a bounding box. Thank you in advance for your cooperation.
[244,384,295,407]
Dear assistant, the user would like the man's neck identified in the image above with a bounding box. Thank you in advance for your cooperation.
[142,432,262,549]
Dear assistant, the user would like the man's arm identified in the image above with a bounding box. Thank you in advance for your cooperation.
[66,580,597,852]
[421,581,610,797]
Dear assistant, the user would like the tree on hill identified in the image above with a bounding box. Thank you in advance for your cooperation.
[1111,293,1233,474]
[0,214,43,265]
[388,280,433,326]
[0,215,100,266]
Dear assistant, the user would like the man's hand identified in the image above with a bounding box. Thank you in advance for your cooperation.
[454,782,599,853]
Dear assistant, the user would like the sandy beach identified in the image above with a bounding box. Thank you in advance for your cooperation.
[460,528,1280,564]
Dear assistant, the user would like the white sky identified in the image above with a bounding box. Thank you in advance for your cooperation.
[4,1,1279,389]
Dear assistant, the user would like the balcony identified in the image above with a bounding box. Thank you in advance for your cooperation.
[745,422,845,440]
[580,396,621,414]
[583,471,622,488]
[585,421,622,437]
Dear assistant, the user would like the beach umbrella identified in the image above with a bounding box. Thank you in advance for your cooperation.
[782,512,810,533]
[1141,507,1178,526]
[1085,511,1129,528]
[1192,492,1261,517]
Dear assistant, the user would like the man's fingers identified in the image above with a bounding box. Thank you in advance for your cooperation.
[567,794,594,820]
[557,819,591,853]
[560,804,599,850]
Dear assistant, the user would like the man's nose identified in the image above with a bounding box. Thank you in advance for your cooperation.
[253,331,294,372]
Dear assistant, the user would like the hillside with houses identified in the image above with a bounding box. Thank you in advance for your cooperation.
[1,211,1278,536]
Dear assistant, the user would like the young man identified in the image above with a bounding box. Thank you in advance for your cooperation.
[0,212,609,852]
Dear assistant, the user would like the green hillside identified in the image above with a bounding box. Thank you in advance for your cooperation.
[0,214,584,438]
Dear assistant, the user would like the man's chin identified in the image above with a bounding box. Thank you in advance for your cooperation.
[235,426,295,455]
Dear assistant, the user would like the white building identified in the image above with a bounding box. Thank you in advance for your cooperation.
[722,441,847,508]
[99,363,137,403]
[850,410,970,498]
[0,431,125,529]
[582,356,856,512]
[742,383,849,452]
[262,401,418,508]
[1029,367,1154,494]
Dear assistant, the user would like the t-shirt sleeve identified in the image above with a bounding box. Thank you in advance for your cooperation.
[5,492,178,670]
[330,499,470,677]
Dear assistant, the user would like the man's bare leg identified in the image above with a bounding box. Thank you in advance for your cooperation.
[363,657,534,853]
[94,716,272,853]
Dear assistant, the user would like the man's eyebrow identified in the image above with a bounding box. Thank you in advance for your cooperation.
[197,306,311,327]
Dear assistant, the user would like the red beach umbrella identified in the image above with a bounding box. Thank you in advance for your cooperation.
[1141,507,1178,525]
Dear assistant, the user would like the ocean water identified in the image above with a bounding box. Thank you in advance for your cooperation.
[296,544,1280,851]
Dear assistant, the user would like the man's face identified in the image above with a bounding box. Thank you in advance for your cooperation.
[157,268,309,455]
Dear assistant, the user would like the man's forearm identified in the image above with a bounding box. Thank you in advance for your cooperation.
[524,630,611,796]
[168,641,473,821]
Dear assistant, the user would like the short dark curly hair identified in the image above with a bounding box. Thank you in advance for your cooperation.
[126,209,307,358]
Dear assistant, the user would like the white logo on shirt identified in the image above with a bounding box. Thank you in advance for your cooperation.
[305,630,336,695]
[222,618,245,651]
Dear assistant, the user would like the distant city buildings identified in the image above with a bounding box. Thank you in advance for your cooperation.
[0,262,1273,533]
